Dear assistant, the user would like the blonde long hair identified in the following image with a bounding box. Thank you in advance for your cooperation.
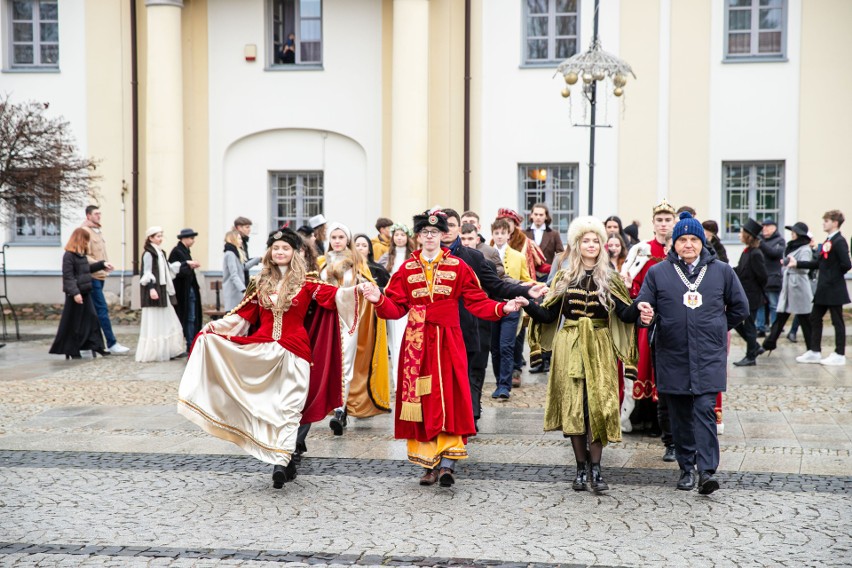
[224,230,246,263]
[256,245,307,313]
[550,216,614,310]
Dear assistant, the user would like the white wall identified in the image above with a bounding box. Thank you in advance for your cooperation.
[1,0,89,275]
[205,0,384,265]
[478,0,623,223]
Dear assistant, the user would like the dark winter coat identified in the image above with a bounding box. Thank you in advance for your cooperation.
[168,242,202,327]
[758,230,785,291]
[735,247,768,311]
[61,252,106,297]
[140,245,173,308]
[707,235,728,264]
[636,247,749,395]
[447,239,534,353]
[797,232,851,306]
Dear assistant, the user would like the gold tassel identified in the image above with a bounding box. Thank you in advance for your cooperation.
[415,376,432,396]
[400,401,423,422]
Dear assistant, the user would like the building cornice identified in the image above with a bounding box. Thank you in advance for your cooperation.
[145,0,184,7]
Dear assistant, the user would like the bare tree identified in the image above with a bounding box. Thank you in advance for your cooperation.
[0,94,99,230]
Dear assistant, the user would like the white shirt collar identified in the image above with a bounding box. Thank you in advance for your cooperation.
[826,231,839,240]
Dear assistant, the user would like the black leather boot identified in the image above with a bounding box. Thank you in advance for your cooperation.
[590,463,609,492]
[272,465,287,489]
[572,462,588,491]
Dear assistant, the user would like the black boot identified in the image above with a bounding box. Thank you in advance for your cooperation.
[590,463,609,492]
[329,409,347,436]
[572,462,588,491]
[272,465,287,489]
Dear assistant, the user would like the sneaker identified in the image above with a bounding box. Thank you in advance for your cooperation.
[796,351,822,364]
[491,387,511,400]
[107,342,130,354]
[820,353,847,366]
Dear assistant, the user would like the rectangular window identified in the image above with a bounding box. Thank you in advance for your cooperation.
[270,0,322,66]
[522,0,579,65]
[725,0,785,60]
[9,0,59,68]
[722,161,784,241]
[518,164,579,236]
[270,171,324,230]
[11,195,60,243]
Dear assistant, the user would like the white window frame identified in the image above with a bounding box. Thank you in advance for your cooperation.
[518,163,579,236]
[724,0,787,62]
[721,161,785,242]
[9,195,61,244]
[268,0,323,69]
[7,0,59,69]
[269,171,324,230]
[521,0,580,67]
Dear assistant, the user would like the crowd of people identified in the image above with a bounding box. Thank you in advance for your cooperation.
[49,200,850,496]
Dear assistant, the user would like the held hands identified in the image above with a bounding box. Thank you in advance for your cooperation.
[786,256,797,268]
[359,282,381,303]
[503,296,529,314]
[637,301,654,325]
[103,262,115,272]
[149,288,159,301]
[73,294,83,305]
[527,283,549,299]
[188,260,201,269]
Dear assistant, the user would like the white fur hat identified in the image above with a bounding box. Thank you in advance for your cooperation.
[567,216,607,247]
[326,221,352,244]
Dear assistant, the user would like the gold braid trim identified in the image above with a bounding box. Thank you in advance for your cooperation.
[224,277,259,318]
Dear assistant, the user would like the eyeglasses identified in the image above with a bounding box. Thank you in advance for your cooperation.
[419,229,441,237]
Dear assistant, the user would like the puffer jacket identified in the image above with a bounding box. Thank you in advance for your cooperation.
[61,251,106,297]
[759,230,785,291]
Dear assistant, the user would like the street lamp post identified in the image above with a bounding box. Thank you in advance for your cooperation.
[556,0,634,216]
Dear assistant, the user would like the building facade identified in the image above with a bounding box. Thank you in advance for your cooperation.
[1,0,849,302]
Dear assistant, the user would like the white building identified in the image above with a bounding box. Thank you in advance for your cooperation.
[1,0,849,302]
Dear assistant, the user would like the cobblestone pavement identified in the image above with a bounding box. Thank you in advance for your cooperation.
[1,323,852,567]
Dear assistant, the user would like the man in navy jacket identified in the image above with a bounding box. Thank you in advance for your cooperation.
[637,212,749,495]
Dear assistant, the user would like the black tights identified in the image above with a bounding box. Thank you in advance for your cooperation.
[568,387,602,464]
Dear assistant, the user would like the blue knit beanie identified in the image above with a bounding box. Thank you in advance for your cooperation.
[672,211,707,245]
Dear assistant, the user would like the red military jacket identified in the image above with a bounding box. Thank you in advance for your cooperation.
[375,248,506,442]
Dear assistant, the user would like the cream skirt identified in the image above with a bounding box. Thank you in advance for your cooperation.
[135,306,185,362]
[177,333,310,466]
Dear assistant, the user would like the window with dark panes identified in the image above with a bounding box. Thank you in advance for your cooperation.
[523,0,579,65]
[270,172,324,230]
[270,0,322,66]
[725,0,785,60]
[519,164,578,236]
[722,162,784,241]
[9,0,59,68]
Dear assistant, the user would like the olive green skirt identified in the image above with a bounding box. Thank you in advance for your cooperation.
[545,318,621,445]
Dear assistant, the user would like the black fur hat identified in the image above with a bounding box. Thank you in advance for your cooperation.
[412,209,449,234]
[267,227,303,250]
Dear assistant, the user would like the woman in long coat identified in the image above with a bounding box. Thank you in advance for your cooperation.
[179,228,356,489]
[732,219,768,366]
[50,228,112,359]
[524,217,641,493]
[762,223,815,353]
[222,229,261,311]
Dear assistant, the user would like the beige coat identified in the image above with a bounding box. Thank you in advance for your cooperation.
[81,224,107,280]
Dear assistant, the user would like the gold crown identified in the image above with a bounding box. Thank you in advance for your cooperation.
[652,198,676,217]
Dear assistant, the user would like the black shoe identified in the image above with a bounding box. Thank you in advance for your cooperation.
[662,445,677,462]
[733,356,756,367]
[572,462,588,491]
[329,409,347,436]
[756,347,765,357]
[292,441,307,466]
[438,467,455,487]
[92,349,110,358]
[757,330,766,338]
[677,469,696,491]
[272,465,287,489]
[528,364,546,374]
[698,471,720,495]
[283,460,297,483]
[786,331,797,343]
[762,338,777,352]
[542,361,550,374]
[589,463,608,492]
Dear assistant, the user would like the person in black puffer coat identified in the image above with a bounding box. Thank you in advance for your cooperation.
[756,218,785,335]
[50,228,113,359]
[732,218,768,366]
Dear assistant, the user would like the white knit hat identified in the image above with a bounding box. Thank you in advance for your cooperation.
[326,221,352,244]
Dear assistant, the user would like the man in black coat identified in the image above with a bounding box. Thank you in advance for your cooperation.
[439,208,546,427]
[791,210,851,366]
[637,212,749,495]
[169,228,203,351]
[756,218,785,336]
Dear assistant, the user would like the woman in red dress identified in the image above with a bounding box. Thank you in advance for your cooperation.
[178,228,357,489]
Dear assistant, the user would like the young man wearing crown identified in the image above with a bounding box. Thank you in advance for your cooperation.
[360,210,528,488]
[620,199,677,459]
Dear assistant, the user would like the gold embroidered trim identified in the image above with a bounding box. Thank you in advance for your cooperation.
[405,261,420,270]
[271,308,284,340]
[412,287,431,298]
[433,285,452,296]
[415,376,432,396]
[435,270,456,280]
[178,399,292,455]
[440,257,460,266]
[407,273,426,283]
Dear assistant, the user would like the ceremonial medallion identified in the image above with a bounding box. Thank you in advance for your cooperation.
[683,291,703,310]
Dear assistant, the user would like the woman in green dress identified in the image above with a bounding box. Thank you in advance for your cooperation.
[524,216,651,493]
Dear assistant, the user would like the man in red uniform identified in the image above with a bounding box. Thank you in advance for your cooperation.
[622,198,676,460]
[360,210,527,488]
